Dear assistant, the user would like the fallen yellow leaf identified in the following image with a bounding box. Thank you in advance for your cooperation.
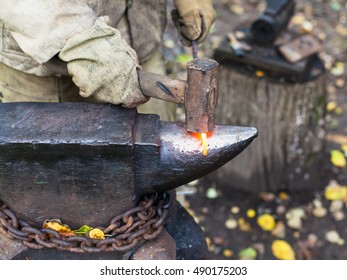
[330,150,347,168]
[256,70,265,77]
[272,240,295,260]
[43,219,75,237]
[246,209,256,218]
[290,13,306,25]
[229,4,244,15]
[89,228,105,239]
[205,237,212,248]
[238,218,251,232]
[223,249,234,258]
[257,214,276,231]
[336,25,347,36]
[331,61,345,76]
[300,21,314,33]
[325,185,347,201]
[326,101,337,112]
[279,192,288,200]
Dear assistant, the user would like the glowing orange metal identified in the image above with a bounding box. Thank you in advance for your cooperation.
[188,132,210,156]
[201,133,208,156]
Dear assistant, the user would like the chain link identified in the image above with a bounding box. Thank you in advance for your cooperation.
[0,192,171,253]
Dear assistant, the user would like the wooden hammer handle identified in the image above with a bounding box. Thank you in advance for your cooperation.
[138,71,186,104]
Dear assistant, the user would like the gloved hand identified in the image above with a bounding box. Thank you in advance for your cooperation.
[172,0,216,46]
[59,17,148,108]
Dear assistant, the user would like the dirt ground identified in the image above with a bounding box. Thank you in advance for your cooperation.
[163,0,347,260]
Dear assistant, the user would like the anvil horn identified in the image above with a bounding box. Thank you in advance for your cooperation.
[137,121,257,194]
[0,103,257,228]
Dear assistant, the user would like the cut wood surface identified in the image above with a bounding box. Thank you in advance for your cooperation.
[208,65,327,193]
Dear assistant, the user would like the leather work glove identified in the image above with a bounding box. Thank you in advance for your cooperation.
[172,0,216,46]
[59,17,148,108]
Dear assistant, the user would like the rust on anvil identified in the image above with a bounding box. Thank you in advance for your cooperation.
[185,58,219,133]
[0,102,257,230]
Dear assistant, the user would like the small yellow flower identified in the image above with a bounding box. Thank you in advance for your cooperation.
[257,214,276,231]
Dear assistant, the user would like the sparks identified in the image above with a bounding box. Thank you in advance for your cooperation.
[201,132,208,156]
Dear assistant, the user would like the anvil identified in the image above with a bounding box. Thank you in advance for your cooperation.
[0,102,257,259]
[0,102,257,226]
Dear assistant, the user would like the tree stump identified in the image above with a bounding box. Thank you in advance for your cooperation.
[208,65,327,193]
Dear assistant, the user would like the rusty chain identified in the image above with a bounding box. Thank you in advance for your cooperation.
[0,192,172,253]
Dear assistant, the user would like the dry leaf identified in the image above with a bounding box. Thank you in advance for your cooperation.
[231,206,240,214]
[223,249,234,258]
[43,219,75,237]
[246,209,256,218]
[89,228,105,239]
[325,230,344,245]
[239,247,257,260]
[229,4,244,15]
[279,192,288,200]
[272,240,296,260]
[287,216,302,229]
[335,78,345,88]
[330,150,346,168]
[238,218,251,232]
[260,192,275,201]
[327,101,337,112]
[257,214,276,231]
[312,207,327,218]
[342,144,347,155]
[290,13,306,25]
[336,25,347,36]
[325,185,347,201]
[330,62,345,76]
[332,211,345,221]
[205,237,212,248]
[272,221,286,239]
[256,70,265,77]
[300,21,314,33]
[225,218,238,229]
[206,186,219,199]
[329,200,344,213]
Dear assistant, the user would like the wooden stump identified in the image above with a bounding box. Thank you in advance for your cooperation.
[209,65,327,193]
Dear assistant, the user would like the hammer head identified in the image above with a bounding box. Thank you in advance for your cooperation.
[185,58,219,133]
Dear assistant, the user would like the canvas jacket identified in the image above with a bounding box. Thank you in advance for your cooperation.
[0,0,167,76]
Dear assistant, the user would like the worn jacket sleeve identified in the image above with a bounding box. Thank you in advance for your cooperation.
[0,0,97,64]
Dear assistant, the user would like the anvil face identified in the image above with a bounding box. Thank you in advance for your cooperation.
[0,103,257,228]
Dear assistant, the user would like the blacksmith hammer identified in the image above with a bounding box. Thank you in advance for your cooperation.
[138,57,219,133]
